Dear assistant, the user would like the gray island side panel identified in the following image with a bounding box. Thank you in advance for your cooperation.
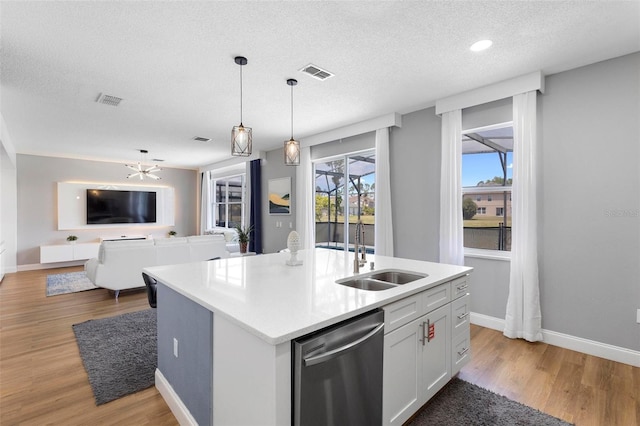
[157,283,213,425]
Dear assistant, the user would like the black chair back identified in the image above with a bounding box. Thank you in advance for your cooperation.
[142,272,157,308]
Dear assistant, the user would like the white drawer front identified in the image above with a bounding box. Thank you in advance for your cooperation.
[451,294,471,338]
[452,333,471,375]
[421,282,450,314]
[383,294,422,334]
[451,276,470,300]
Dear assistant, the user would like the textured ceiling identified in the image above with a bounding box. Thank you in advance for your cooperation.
[1,1,639,169]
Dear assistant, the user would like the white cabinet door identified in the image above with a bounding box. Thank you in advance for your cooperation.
[72,243,100,260]
[383,317,422,426]
[419,304,451,403]
[40,245,73,263]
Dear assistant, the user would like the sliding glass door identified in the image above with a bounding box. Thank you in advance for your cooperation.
[314,150,376,253]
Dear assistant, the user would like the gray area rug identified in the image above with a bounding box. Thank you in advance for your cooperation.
[72,309,157,405]
[46,271,98,296]
[409,377,572,426]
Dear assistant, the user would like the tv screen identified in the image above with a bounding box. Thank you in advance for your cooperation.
[86,189,157,224]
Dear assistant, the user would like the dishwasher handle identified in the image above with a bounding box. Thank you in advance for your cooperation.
[303,323,384,367]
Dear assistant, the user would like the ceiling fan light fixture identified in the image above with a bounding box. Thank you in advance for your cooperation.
[231,56,252,157]
[284,78,300,166]
[126,149,162,180]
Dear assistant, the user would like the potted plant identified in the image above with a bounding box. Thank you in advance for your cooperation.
[168,230,177,238]
[234,224,253,254]
[66,235,78,244]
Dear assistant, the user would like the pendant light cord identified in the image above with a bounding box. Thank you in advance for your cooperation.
[239,64,243,124]
[290,83,294,139]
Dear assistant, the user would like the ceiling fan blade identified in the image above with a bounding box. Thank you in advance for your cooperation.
[147,173,161,180]
[127,172,141,179]
[125,164,139,172]
[145,166,162,173]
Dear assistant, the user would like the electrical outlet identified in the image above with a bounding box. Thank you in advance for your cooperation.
[173,338,179,358]
[637,309,640,324]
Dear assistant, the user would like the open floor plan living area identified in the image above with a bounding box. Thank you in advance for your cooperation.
[1,1,639,425]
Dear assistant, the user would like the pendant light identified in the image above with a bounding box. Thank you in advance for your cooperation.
[126,149,162,180]
[284,78,300,166]
[231,56,252,157]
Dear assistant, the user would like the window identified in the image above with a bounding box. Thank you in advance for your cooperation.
[462,123,513,251]
[210,174,246,229]
[314,151,376,254]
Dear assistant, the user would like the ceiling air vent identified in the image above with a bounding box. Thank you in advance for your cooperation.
[95,93,123,107]
[193,136,212,142]
[300,64,334,81]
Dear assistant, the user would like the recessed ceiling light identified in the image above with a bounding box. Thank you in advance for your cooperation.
[470,40,493,52]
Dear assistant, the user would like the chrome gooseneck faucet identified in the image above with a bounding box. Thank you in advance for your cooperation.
[353,220,367,273]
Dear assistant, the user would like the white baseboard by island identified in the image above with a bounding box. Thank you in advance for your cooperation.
[471,312,640,368]
[155,369,197,426]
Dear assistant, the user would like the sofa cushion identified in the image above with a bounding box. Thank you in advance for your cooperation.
[99,239,155,263]
[156,238,190,265]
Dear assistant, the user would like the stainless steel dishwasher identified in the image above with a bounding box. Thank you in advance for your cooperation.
[293,309,384,426]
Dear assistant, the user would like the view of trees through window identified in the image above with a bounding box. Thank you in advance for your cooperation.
[462,125,513,251]
[314,151,376,253]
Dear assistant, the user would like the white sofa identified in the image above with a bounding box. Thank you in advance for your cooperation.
[84,235,230,299]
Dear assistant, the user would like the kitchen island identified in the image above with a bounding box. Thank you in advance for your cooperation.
[144,248,472,426]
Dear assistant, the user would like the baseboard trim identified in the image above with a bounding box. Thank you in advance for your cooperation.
[17,261,85,272]
[155,369,197,426]
[470,312,640,367]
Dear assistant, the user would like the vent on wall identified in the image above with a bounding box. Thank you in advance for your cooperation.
[95,93,123,106]
[300,64,334,81]
[193,136,212,142]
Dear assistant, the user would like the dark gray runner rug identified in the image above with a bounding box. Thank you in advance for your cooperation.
[409,377,572,426]
[73,309,156,405]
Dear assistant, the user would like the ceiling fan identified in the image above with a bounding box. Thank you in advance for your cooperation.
[126,149,162,180]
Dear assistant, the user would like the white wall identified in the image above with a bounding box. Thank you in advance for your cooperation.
[16,154,197,267]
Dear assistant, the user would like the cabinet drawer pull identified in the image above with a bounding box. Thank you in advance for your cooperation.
[456,284,468,292]
[457,312,470,320]
[458,347,470,356]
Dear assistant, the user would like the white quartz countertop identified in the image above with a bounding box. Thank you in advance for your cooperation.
[144,249,472,345]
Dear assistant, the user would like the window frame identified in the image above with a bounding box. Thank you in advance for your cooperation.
[209,172,247,230]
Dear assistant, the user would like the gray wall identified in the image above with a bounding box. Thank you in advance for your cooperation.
[261,148,297,253]
[157,283,213,426]
[539,53,639,350]
[383,53,639,351]
[16,154,197,266]
[389,108,441,262]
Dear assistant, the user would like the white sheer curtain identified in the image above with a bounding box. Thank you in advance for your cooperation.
[200,171,210,234]
[375,127,393,256]
[296,146,314,250]
[439,109,464,265]
[504,91,542,342]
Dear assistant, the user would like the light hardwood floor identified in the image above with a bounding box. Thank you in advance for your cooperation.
[1,266,638,425]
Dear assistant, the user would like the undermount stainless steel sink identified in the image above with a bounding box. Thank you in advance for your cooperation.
[335,269,428,291]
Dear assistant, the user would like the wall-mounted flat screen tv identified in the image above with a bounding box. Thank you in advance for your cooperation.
[86,189,157,224]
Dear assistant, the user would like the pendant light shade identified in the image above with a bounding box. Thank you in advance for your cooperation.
[284,78,300,166]
[232,56,252,157]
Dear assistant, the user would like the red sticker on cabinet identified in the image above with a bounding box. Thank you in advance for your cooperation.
[428,323,435,339]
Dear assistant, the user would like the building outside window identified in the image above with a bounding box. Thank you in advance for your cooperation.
[461,124,513,251]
